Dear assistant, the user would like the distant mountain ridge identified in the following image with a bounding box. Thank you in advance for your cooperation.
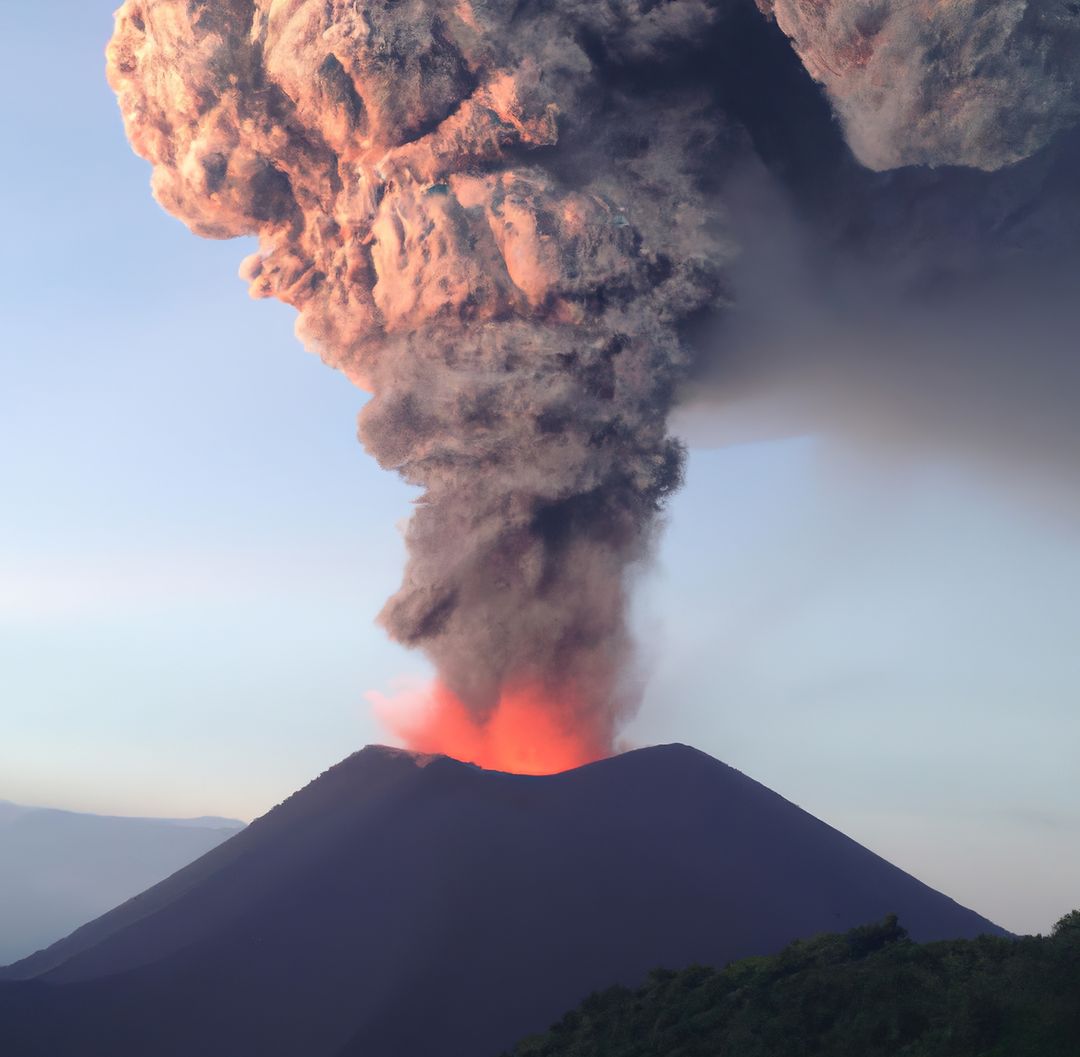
[0,799,244,967]
[0,744,1004,1057]
[0,799,242,831]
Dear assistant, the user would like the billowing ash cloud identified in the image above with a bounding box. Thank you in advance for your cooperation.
[106,0,737,754]
[106,0,1080,762]
[759,0,1080,170]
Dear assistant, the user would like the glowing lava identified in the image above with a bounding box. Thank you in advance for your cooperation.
[374,682,604,775]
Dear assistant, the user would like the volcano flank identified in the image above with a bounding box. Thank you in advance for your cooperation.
[0,744,1003,1057]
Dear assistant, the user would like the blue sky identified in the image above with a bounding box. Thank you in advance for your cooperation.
[1,1,1077,936]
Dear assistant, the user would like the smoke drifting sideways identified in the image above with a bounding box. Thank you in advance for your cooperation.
[759,0,1080,171]
[677,32,1080,527]
[106,0,739,771]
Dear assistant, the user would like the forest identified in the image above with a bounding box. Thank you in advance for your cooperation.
[506,912,1080,1057]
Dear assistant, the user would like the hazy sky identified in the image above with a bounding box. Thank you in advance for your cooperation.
[2,1,1078,936]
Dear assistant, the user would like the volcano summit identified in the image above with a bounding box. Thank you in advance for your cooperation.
[0,744,1003,1057]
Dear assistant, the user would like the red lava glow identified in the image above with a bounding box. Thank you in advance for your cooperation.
[373,681,604,775]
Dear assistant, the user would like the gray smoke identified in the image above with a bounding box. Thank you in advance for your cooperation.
[760,0,1080,170]
[106,0,738,752]
[106,0,1080,756]
[677,123,1080,522]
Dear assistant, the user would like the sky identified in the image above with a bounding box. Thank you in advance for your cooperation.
[1,1,1078,937]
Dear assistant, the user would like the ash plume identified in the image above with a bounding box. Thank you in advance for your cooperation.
[106,0,1080,761]
[106,0,738,754]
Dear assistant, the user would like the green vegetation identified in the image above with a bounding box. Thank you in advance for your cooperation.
[505,913,1080,1057]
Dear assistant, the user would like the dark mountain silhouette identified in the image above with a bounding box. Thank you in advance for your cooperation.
[0,800,243,966]
[0,744,1003,1057]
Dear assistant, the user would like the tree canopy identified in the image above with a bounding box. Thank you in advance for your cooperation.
[504,912,1080,1057]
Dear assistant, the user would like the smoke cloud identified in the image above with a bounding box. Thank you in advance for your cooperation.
[677,72,1080,520]
[106,0,739,760]
[106,0,1080,767]
[759,0,1080,171]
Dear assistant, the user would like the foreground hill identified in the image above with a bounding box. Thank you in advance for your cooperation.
[0,744,1003,1057]
[505,913,1080,1057]
[0,800,243,966]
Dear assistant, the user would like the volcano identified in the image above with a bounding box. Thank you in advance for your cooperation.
[0,745,1004,1057]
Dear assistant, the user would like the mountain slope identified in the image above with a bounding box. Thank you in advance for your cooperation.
[0,801,243,966]
[0,745,1004,1057]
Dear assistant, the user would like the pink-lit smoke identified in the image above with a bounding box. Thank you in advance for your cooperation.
[106,0,1078,766]
[106,0,736,762]
[760,0,1080,171]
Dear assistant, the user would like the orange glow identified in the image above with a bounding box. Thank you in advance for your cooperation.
[373,681,604,775]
